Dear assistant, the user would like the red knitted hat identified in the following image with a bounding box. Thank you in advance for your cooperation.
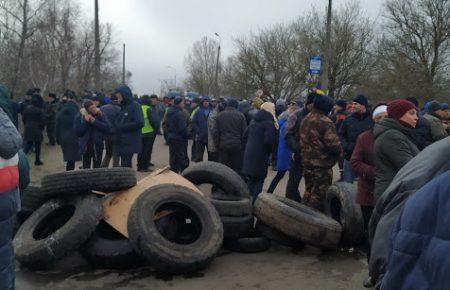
[387,99,416,120]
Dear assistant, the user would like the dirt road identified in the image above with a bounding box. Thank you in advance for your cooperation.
[16,135,367,290]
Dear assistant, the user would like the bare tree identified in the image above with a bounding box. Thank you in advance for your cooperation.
[184,36,221,96]
[0,0,46,94]
[375,0,450,101]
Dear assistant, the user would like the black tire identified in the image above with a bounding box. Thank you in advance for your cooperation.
[182,161,250,198]
[223,235,271,253]
[221,215,254,238]
[41,168,137,198]
[127,185,223,274]
[14,195,102,270]
[254,193,342,249]
[324,182,364,246]
[210,198,252,217]
[255,221,305,249]
[81,220,143,269]
[20,186,47,213]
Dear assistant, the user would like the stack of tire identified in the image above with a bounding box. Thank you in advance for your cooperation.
[14,167,226,274]
[323,182,364,247]
[14,168,137,270]
[182,162,271,253]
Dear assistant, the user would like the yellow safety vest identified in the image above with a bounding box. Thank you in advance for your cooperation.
[141,105,154,134]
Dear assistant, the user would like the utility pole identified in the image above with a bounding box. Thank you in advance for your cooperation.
[321,0,332,93]
[122,43,126,85]
[214,33,221,97]
[94,0,101,89]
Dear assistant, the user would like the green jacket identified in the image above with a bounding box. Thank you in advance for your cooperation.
[373,118,420,199]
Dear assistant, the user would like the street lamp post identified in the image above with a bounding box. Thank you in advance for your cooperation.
[167,66,177,90]
[214,33,221,97]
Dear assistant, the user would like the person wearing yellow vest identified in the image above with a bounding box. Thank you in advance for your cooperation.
[137,95,157,172]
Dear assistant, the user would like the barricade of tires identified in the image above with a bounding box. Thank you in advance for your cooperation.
[14,162,358,275]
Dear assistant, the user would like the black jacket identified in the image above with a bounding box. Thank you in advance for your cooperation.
[242,110,278,178]
[338,111,373,160]
[22,105,45,142]
[44,99,61,124]
[216,107,247,151]
[166,106,189,141]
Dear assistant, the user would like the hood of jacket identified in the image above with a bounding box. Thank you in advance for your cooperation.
[115,85,133,105]
[0,108,21,159]
[238,100,251,113]
[374,118,414,139]
[253,109,274,123]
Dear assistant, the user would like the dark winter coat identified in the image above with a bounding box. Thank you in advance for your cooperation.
[192,106,211,144]
[381,170,450,290]
[350,130,375,206]
[115,87,144,155]
[242,110,278,178]
[55,101,82,162]
[368,137,450,286]
[338,111,373,160]
[22,105,45,142]
[276,117,292,171]
[412,116,431,150]
[216,107,247,151]
[0,85,16,126]
[423,113,448,142]
[100,103,121,135]
[373,118,420,199]
[166,106,189,141]
[44,99,61,124]
[0,108,26,290]
[74,109,111,154]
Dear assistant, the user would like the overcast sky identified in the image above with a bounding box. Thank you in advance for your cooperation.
[79,0,384,95]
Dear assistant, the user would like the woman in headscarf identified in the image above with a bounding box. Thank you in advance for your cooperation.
[242,102,278,200]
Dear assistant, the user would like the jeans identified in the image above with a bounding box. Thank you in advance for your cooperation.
[285,159,302,202]
[101,136,120,168]
[46,122,56,145]
[268,170,287,193]
[219,148,244,176]
[168,139,189,173]
[23,141,42,163]
[247,176,265,201]
[121,154,134,168]
[195,140,208,162]
[82,143,103,169]
[343,159,356,183]
[137,132,156,170]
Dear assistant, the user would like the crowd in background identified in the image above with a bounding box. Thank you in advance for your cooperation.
[1,82,450,289]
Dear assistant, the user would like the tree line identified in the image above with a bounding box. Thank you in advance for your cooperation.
[184,0,450,104]
[0,0,126,99]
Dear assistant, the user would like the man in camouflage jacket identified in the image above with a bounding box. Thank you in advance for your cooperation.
[300,94,342,211]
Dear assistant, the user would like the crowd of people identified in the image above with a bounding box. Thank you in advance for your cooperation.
[1,81,450,289]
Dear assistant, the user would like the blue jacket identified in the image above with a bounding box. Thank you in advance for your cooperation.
[276,118,292,171]
[192,106,211,143]
[338,111,373,160]
[115,86,144,155]
[382,170,450,290]
[74,109,111,153]
[166,106,189,141]
[100,103,121,135]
